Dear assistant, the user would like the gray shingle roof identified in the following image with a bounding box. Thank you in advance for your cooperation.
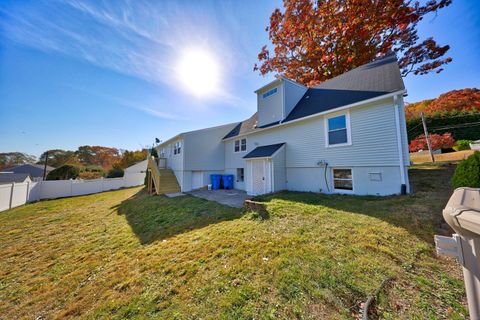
[0,173,31,183]
[0,163,54,178]
[224,52,404,139]
[243,143,285,159]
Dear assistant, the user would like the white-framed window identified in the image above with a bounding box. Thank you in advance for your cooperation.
[159,148,165,157]
[332,168,353,191]
[234,138,247,153]
[173,141,181,155]
[325,112,351,147]
[262,87,278,99]
[236,168,244,182]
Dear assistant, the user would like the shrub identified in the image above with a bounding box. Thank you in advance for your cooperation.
[78,171,104,180]
[46,164,80,180]
[409,133,455,152]
[107,168,124,178]
[150,147,158,158]
[452,151,480,189]
[453,140,473,151]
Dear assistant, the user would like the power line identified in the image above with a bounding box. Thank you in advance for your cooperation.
[429,121,480,131]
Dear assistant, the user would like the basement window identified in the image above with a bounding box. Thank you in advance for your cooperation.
[333,168,353,191]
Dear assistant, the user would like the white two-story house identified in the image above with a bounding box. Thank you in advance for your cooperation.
[156,52,410,196]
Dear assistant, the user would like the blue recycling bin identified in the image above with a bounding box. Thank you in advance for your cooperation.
[210,174,222,190]
[222,174,234,190]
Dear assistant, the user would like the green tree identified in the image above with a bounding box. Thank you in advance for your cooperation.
[46,165,80,180]
[37,149,78,168]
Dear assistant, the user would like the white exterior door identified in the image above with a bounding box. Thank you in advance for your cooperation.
[252,160,265,195]
[192,171,203,190]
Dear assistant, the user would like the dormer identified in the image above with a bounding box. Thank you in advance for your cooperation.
[255,77,307,127]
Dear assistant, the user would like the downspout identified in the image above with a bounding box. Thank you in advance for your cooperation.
[393,95,407,194]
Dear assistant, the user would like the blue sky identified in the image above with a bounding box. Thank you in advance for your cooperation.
[0,0,479,158]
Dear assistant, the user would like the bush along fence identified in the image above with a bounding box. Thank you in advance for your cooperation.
[0,172,145,212]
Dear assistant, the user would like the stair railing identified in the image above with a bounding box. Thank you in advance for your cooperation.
[148,156,162,194]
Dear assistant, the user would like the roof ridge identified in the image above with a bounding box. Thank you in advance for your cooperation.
[315,51,398,89]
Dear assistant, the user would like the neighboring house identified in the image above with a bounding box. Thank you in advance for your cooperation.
[156,52,410,196]
[0,164,55,181]
[0,173,32,185]
[124,159,148,174]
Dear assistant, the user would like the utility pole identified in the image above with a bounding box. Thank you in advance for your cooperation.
[42,151,49,180]
[421,112,435,163]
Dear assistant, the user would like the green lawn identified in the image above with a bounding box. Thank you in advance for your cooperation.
[0,163,468,319]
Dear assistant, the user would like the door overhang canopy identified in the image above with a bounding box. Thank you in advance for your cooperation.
[243,143,285,159]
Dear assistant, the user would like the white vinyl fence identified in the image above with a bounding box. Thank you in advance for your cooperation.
[0,172,145,212]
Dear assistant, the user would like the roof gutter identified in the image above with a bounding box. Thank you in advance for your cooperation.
[393,94,408,193]
[223,89,406,141]
[157,133,185,149]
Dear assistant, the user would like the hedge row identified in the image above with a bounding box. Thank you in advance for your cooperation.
[406,111,480,142]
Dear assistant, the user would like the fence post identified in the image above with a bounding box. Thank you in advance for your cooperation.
[70,179,73,197]
[9,183,14,210]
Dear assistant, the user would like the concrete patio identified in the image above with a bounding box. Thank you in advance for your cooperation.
[188,189,252,208]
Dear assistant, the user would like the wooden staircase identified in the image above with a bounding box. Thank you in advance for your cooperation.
[147,156,181,195]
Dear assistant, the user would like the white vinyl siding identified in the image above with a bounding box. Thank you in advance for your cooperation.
[284,80,307,119]
[257,84,284,127]
[272,145,286,192]
[182,123,237,171]
[225,98,401,168]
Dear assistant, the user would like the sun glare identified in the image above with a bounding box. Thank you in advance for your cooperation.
[177,49,219,97]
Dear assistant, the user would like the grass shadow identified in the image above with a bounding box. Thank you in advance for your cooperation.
[113,189,244,244]
[252,163,456,242]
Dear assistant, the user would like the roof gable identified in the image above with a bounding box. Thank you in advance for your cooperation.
[223,52,404,140]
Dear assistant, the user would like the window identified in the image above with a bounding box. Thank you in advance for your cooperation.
[236,168,244,182]
[333,169,353,191]
[173,141,181,155]
[326,114,350,146]
[234,138,247,152]
[159,148,165,157]
[262,87,278,99]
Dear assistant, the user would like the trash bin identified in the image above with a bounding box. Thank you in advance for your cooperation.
[222,174,234,190]
[435,187,480,319]
[210,174,222,190]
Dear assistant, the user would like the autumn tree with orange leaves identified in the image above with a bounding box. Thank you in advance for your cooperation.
[255,0,452,87]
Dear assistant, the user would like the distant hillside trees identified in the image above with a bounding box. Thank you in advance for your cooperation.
[38,149,79,168]
[405,88,480,119]
[76,146,121,169]
[405,88,480,142]
[0,152,36,170]
[113,150,147,169]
